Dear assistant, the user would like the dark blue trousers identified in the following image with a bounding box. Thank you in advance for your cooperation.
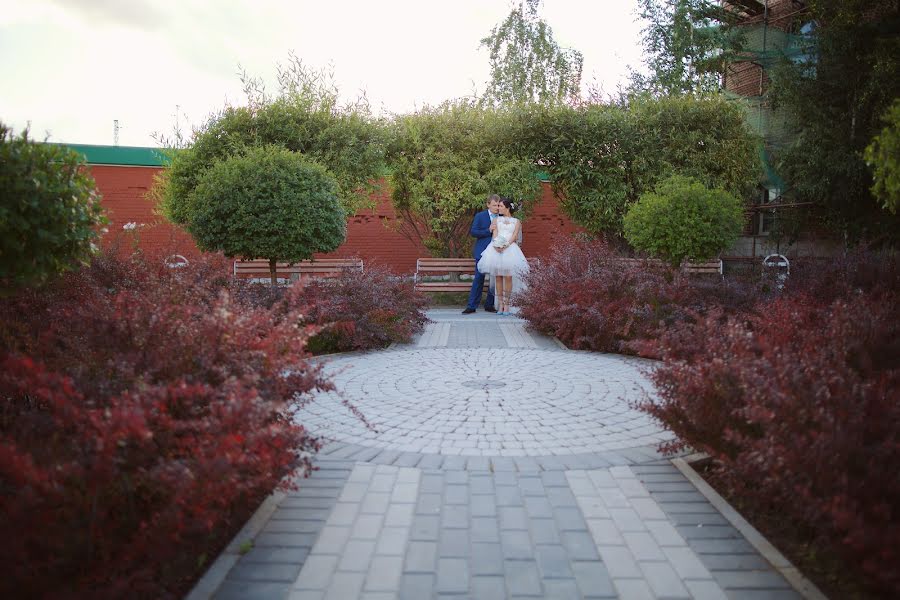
[466,267,494,310]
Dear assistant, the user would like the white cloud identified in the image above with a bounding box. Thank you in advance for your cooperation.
[0,0,646,146]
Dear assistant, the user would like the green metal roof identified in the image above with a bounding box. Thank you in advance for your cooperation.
[56,143,171,167]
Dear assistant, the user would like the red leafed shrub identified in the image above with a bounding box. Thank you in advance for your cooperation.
[288,265,429,354]
[0,250,330,598]
[640,293,900,596]
[517,239,765,356]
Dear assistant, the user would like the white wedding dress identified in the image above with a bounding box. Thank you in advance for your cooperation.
[477,217,529,305]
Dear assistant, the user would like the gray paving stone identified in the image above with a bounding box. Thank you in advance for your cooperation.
[713,570,792,589]
[677,524,741,539]
[263,519,323,534]
[524,495,554,518]
[416,493,442,515]
[444,485,468,505]
[501,530,536,560]
[553,507,589,532]
[683,579,729,600]
[294,554,338,590]
[594,546,641,580]
[700,553,771,571]
[540,471,570,487]
[499,506,529,531]
[535,545,574,579]
[226,561,302,582]
[472,575,507,599]
[470,516,500,543]
[270,508,331,521]
[399,573,435,600]
[374,526,408,556]
[622,531,666,561]
[325,572,366,600]
[662,545,713,579]
[542,578,582,600]
[561,530,600,561]
[504,559,542,596]
[519,477,546,496]
[470,494,498,517]
[571,561,616,598]
[441,505,469,529]
[214,581,291,600]
[470,475,495,494]
[438,528,469,557]
[436,557,469,593]
[690,538,757,555]
[338,540,376,572]
[385,503,415,528]
[418,454,444,470]
[496,484,524,506]
[530,518,562,545]
[365,556,404,591]
[255,532,319,548]
[404,541,437,573]
[394,452,423,468]
[471,542,505,576]
[723,590,802,600]
[546,486,578,508]
[612,578,655,600]
[640,561,690,599]
[242,546,310,565]
[410,515,441,541]
[353,514,385,540]
[491,457,518,472]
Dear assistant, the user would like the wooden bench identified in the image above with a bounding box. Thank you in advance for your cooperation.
[414,258,478,293]
[611,257,723,276]
[233,258,363,283]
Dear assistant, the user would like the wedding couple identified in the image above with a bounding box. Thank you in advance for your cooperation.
[462,194,529,316]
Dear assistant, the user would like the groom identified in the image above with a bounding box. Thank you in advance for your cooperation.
[462,194,501,314]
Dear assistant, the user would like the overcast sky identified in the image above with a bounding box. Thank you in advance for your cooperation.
[0,0,647,147]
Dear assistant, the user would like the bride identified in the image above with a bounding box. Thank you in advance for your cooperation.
[476,197,529,315]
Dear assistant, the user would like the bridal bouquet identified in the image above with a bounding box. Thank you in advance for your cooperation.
[491,235,508,249]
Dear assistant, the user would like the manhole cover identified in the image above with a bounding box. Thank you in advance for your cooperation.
[461,379,507,390]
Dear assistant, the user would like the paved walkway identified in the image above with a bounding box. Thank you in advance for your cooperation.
[199,309,801,600]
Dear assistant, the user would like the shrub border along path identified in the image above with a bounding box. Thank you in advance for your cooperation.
[190,310,805,599]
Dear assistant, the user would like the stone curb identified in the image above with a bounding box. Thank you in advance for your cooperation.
[184,489,287,600]
[672,456,829,600]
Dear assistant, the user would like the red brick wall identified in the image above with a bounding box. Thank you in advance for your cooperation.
[89,165,582,274]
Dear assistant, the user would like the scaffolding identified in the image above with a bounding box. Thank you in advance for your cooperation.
[721,1,812,238]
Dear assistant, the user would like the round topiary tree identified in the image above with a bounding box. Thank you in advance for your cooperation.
[623,174,743,267]
[187,145,346,286]
[0,124,106,291]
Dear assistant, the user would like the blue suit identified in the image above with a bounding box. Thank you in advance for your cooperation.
[466,210,496,310]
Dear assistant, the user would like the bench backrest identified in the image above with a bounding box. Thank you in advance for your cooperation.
[415,258,475,274]
[234,258,363,278]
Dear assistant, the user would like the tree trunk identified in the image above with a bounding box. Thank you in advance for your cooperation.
[269,258,277,287]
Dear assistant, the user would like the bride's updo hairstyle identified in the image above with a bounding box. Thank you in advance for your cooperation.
[501,197,518,214]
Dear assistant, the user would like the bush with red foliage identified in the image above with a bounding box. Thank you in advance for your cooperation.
[0,250,331,599]
[517,239,766,356]
[640,292,900,596]
[288,266,430,354]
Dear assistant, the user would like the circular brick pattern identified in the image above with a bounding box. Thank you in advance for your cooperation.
[298,348,673,457]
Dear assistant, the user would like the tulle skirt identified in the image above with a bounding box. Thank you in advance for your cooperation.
[477,242,529,277]
[477,243,529,308]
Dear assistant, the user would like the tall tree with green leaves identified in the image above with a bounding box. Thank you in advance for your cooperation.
[769,0,900,241]
[630,0,744,96]
[386,101,542,257]
[480,0,583,106]
[156,54,385,226]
